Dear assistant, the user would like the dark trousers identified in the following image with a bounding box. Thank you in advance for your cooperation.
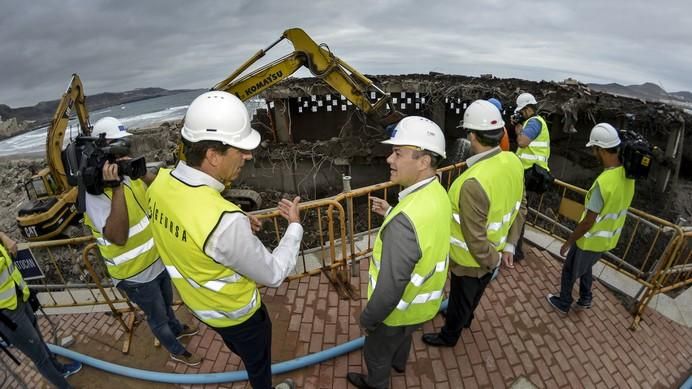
[0,300,71,389]
[363,324,418,389]
[515,223,526,260]
[212,304,272,389]
[117,270,185,355]
[440,272,493,345]
[553,245,602,311]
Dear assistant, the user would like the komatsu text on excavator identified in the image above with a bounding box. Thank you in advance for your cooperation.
[16,74,91,241]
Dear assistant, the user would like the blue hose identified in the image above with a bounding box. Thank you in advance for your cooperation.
[47,300,448,384]
[680,375,692,389]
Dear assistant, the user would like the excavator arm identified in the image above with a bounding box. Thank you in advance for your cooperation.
[46,74,92,192]
[212,28,403,127]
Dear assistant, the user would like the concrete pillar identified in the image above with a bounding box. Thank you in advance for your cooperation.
[431,101,446,131]
[272,99,292,143]
[655,122,684,193]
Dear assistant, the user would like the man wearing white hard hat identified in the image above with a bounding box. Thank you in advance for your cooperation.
[511,92,552,261]
[147,92,300,389]
[84,117,202,367]
[348,116,451,389]
[422,100,525,348]
[547,123,635,315]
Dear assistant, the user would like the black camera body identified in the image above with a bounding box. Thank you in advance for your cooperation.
[63,134,147,198]
[511,111,525,124]
[618,130,654,179]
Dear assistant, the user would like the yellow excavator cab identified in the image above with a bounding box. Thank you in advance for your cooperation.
[16,74,90,241]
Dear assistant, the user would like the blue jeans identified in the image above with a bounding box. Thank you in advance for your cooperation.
[117,270,186,355]
[0,300,71,389]
[554,245,602,311]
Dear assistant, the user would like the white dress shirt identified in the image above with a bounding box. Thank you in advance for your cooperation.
[171,162,303,287]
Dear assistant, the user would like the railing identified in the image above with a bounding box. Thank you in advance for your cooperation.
[22,237,138,352]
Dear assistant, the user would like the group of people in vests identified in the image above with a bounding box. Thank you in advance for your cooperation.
[0,89,635,389]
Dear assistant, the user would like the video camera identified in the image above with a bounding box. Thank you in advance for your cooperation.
[511,111,525,124]
[63,134,147,210]
[618,130,654,179]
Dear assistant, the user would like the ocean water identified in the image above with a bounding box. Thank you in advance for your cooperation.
[0,90,266,158]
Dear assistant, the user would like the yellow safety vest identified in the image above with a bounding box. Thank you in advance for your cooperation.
[577,166,635,252]
[516,115,551,171]
[0,245,29,311]
[84,179,159,280]
[369,179,451,326]
[147,169,260,328]
[448,152,524,267]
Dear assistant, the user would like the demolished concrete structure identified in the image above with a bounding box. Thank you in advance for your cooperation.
[243,73,689,221]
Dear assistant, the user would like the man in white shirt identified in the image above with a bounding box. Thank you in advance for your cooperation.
[84,117,201,367]
[147,92,300,389]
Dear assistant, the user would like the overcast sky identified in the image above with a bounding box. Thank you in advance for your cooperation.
[1,0,691,107]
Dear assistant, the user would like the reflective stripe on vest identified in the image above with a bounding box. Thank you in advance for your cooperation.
[84,179,159,280]
[148,169,260,328]
[96,216,150,246]
[0,245,29,311]
[516,115,550,171]
[577,167,635,252]
[166,265,243,292]
[369,179,451,326]
[448,151,524,267]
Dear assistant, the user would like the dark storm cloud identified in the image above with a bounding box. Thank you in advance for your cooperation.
[1,0,690,107]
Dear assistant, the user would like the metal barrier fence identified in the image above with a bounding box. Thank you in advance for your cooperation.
[18,161,691,331]
[22,236,138,352]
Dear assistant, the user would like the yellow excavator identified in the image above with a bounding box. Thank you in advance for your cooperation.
[212,27,403,127]
[16,74,91,241]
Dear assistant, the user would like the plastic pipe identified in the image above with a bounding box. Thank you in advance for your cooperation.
[48,300,448,384]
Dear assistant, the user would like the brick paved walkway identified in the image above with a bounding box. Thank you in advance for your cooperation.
[3,245,691,388]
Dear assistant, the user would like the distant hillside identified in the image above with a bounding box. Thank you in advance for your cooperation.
[0,87,196,132]
[671,91,692,101]
[589,82,692,105]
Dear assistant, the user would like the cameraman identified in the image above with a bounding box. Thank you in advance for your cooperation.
[510,93,551,260]
[83,117,201,366]
[1,231,82,388]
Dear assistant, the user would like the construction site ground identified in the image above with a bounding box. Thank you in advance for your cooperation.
[2,244,691,389]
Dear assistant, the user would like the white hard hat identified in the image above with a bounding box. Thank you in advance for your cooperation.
[382,116,446,158]
[92,117,131,139]
[181,91,260,150]
[515,92,538,113]
[586,123,621,148]
[462,100,505,131]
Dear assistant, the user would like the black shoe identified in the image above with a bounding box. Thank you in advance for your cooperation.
[347,372,376,389]
[574,300,592,310]
[392,365,405,374]
[421,333,455,347]
[546,294,569,315]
